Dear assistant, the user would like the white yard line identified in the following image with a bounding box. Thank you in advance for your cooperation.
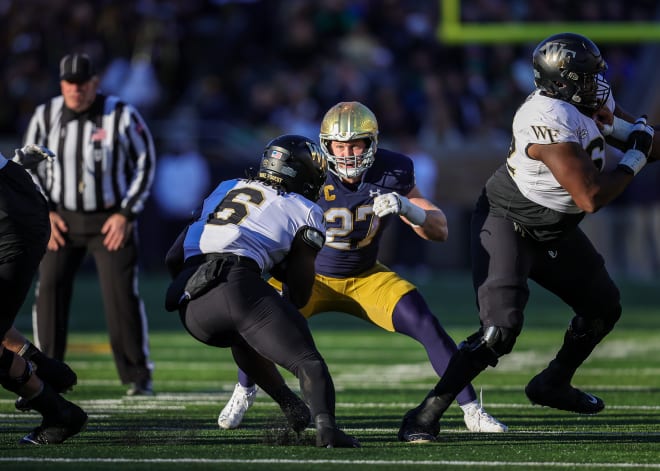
[1,457,660,468]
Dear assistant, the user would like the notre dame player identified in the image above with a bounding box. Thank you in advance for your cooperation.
[165,135,359,448]
[398,32,656,442]
[218,101,507,433]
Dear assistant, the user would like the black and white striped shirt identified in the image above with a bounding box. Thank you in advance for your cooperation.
[21,93,156,220]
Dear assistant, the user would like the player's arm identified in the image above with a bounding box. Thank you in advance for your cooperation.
[404,186,449,242]
[372,185,448,242]
[612,106,660,163]
[279,227,324,309]
[165,207,202,278]
[595,105,660,162]
[165,226,188,278]
[531,138,640,213]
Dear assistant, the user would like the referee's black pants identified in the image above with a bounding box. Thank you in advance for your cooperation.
[33,209,152,385]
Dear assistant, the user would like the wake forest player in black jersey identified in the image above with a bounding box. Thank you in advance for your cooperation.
[399,33,658,443]
[0,145,86,445]
[217,102,507,434]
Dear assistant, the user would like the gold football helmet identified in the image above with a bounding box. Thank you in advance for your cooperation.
[319,101,378,179]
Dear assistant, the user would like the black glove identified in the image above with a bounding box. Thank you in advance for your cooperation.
[617,116,655,175]
[626,116,654,158]
[14,144,55,170]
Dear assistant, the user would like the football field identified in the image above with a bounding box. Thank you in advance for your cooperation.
[2,272,660,470]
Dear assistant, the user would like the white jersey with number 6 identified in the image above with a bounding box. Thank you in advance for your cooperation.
[183,179,326,273]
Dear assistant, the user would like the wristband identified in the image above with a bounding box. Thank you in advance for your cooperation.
[618,149,646,176]
[403,203,427,227]
[603,116,635,141]
[17,342,30,357]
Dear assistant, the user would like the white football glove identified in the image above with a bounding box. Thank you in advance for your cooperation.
[600,115,635,141]
[372,192,426,226]
[14,144,55,170]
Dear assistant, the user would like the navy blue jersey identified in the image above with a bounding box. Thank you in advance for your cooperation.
[315,148,415,277]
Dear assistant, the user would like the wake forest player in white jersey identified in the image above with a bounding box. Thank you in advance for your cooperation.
[164,135,359,448]
[399,32,658,443]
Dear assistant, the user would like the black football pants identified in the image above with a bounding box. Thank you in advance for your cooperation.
[471,205,621,335]
[0,161,50,339]
[180,261,336,419]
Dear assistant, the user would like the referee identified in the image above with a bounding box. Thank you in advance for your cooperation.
[20,53,156,396]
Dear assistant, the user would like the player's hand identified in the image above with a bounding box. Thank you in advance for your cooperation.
[373,192,406,217]
[593,106,614,134]
[626,115,654,159]
[14,144,55,170]
[373,192,426,226]
[617,116,655,176]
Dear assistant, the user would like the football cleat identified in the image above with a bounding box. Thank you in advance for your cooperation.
[462,402,508,433]
[316,427,361,448]
[218,383,257,429]
[525,371,604,414]
[19,399,88,445]
[397,407,440,443]
[314,413,361,448]
[280,394,311,433]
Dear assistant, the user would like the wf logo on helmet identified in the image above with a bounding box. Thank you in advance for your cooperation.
[541,42,577,65]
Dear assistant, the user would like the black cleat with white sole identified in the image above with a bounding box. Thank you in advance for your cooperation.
[398,407,440,443]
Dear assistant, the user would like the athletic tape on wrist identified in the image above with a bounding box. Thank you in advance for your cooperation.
[618,149,646,176]
[403,202,427,227]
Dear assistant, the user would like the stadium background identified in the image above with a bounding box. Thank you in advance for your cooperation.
[1,0,659,280]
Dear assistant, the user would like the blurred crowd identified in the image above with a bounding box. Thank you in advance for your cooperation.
[1,0,659,276]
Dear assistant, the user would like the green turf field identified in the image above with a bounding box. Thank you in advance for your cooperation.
[2,272,660,470]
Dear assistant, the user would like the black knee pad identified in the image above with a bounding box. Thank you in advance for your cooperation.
[569,309,620,345]
[0,348,33,394]
[458,326,518,368]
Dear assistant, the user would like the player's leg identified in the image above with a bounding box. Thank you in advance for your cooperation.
[229,269,359,447]
[0,346,87,445]
[399,207,528,442]
[0,244,86,443]
[230,340,309,432]
[217,369,258,429]
[526,229,621,414]
[391,291,507,432]
[218,274,330,428]
[3,327,77,396]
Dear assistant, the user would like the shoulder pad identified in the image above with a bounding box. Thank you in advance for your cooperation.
[300,226,325,251]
